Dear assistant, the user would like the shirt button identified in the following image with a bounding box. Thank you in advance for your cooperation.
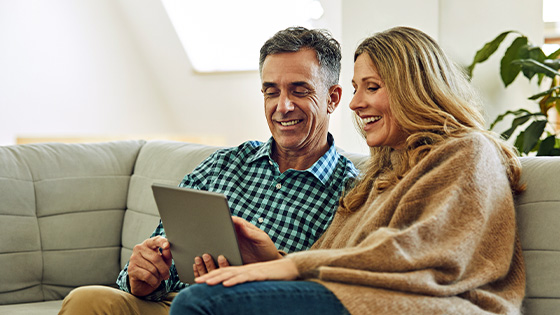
[258,217,264,223]
[275,183,282,189]
[268,160,273,165]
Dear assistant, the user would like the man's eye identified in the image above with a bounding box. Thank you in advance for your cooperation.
[292,88,310,96]
[263,88,280,97]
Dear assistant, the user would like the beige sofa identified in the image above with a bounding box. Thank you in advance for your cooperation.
[0,140,558,314]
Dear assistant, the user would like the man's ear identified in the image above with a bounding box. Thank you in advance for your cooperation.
[327,85,342,114]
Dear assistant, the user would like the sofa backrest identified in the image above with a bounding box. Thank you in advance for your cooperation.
[515,156,560,314]
[0,140,145,304]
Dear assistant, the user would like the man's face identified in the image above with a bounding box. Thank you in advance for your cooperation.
[261,49,335,153]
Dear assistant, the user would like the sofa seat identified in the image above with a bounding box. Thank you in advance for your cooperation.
[0,301,63,315]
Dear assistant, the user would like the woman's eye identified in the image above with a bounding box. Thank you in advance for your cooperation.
[368,86,379,92]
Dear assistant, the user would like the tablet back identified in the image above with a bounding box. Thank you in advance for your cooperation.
[151,184,243,284]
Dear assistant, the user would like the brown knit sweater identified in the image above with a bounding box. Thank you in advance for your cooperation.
[287,132,525,315]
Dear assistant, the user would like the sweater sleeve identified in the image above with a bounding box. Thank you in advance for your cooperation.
[287,133,522,298]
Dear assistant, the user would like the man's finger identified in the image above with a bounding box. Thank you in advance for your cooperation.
[129,255,164,288]
[203,253,218,271]
[160,245,173,266]
[145,236,169,250]
[217,255,230,268]
[139,248,170,281]
[194,256,208,276]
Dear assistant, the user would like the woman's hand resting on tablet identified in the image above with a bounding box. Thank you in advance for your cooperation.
[195,258,300,287]
[192,216,283,278]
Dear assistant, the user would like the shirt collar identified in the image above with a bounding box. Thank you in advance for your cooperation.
[307,133,339,185]
[246,137,275,164]
[246,133,340,186]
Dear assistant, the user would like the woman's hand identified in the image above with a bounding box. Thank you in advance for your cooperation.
[232,216,284,263]
[192,216,284,279]
[194,258,299,287]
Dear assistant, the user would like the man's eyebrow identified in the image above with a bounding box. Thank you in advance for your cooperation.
[262,82,277,89]
[290,81,311,87]
[262,81,313,89]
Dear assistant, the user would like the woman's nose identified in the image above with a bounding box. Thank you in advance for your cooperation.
[349,92,365,112]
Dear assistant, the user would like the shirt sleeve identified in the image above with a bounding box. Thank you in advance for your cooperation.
[115,151,222,300]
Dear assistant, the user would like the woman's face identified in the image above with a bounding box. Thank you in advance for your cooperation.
[350,54,407,149]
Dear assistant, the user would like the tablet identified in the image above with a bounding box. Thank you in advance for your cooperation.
[151,183,243,284]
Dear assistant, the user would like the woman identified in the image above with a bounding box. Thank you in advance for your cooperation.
[169,26,525,315]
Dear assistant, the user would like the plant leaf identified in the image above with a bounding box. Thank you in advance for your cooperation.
[500,36,528,86]
[547,47,560,60]
[501,113,537,139]
[540,96,559,114]
[527,45,546,62]
[544,59,560,71]
[523,46,547,80]
[489,108,531,130]
[537,135,557,156]
[511,59,560,79]
[544,96,560,105]
[522,120,547,153]
[528,86,560,100]
[514,131,525,155]
[467,31,516,78]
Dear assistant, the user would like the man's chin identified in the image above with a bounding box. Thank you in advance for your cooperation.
[273,136,306,152]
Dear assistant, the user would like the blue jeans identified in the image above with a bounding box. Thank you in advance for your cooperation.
[169,281,350,315]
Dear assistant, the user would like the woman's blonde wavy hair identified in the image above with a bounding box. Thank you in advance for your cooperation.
[339,26,524,213]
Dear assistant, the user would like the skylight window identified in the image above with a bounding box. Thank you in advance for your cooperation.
[161,0,325,73]
[543,0,560,54]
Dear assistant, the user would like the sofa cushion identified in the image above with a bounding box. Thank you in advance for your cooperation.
[0,141,144,304]
[516,156,560,315]
[0,300,63,315]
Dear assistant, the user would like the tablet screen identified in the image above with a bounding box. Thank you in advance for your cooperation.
[151,183,243,284]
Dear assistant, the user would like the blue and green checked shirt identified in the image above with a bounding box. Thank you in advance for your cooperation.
[116,133,358,300]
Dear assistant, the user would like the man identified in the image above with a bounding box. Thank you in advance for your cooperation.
[59,26,357,314]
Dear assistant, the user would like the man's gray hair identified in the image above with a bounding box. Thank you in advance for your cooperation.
[259,26,342,89]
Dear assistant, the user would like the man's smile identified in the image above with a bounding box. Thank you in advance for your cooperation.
[279,119,303,126]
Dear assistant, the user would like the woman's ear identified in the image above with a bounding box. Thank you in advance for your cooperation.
[327,85,342,114]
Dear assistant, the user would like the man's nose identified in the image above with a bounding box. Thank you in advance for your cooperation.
[277,91,295,114]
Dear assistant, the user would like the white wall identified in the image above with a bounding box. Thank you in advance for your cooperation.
[439,0,544,137]
[0,0,181,144]
[0,0,544,152]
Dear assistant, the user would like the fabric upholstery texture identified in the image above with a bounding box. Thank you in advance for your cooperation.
[0,140,558,315]
[515,157,560,314]
[0,141,144,305]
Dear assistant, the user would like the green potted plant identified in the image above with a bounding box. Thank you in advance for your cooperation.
[467,31,560,156]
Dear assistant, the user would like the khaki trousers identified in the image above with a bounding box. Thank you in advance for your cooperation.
[59,285,176,315]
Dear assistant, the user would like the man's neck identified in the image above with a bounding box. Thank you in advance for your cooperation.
[272,139,330,173]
